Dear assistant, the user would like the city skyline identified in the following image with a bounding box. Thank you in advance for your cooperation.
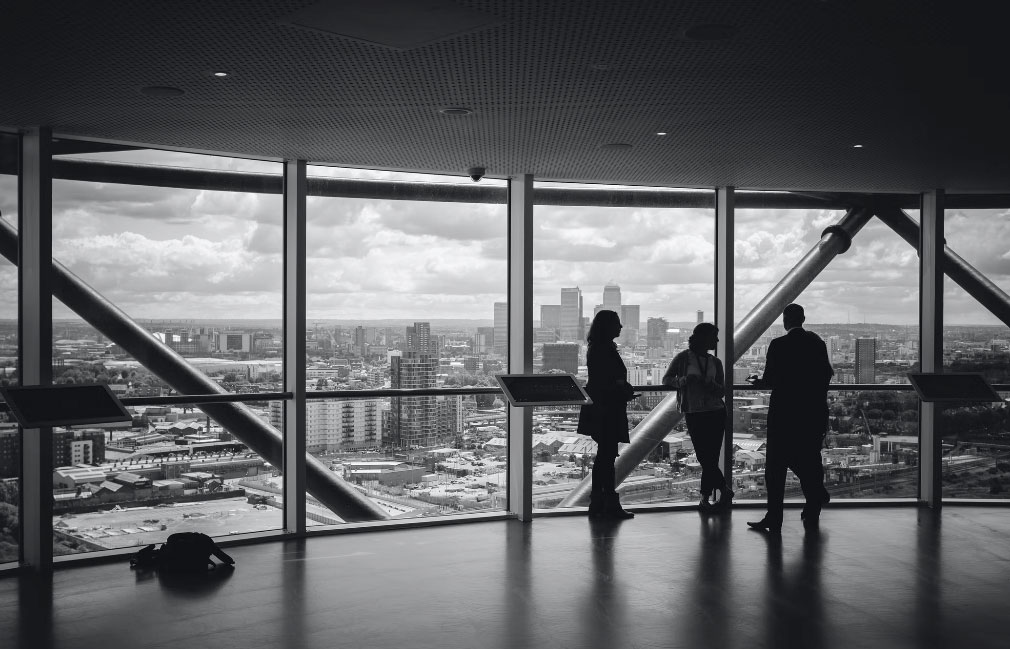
[1,149,1008,325]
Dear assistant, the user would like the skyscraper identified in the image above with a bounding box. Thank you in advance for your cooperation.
[603,284,621,312]
[855,338,877,383]
[390,351,438,448]
[540,304,561,333]
[560,287,583,342]
[406,322,432,354]
[493,302,508,356]
[647,317,668,349]
[620,304,640,332]
[541,343,579,374]
[697,310,704,323]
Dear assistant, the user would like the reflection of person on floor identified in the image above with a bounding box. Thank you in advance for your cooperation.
[747,303,833,533]
[663,322,732,512]
[577,310,637,519]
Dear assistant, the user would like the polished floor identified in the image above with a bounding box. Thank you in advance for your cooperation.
[2,506,1008,649]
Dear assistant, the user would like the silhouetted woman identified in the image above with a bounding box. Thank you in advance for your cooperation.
[663,322,733,512]
[577,310,636,519]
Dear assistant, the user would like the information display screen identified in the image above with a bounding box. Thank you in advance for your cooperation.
[907,372,1005,403]
[0,384,133,428]
[495,373,592,407]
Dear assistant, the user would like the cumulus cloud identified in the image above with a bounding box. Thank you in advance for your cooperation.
[5,153,1010,324]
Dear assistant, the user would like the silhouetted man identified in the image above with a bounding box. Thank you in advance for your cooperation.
[747,303,833,533]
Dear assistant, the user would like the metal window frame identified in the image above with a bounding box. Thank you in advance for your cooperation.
[10,132,1010,571]
[18,127,54,572]
[919,190,944,508]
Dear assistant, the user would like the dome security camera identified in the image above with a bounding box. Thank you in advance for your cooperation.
[467,166,486,182]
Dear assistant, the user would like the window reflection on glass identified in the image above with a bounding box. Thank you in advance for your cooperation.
[533,184,716,508]
[304,166,508,522]
[940,207,1010,498]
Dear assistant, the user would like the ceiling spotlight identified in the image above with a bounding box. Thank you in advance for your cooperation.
[140,85,185,97]
[439,107,474,116]
[656,132,668,136]
[212,71,229,77]
[853,144,864,148]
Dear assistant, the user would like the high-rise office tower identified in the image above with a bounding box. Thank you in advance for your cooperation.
[540,304,561,333]
[541,343,580,374]
[621,305,640,332]
[475,326,494,354]
[406,322,432,354]
[493,302,508,356]
[647,317,668,348]
[697,310,704,323]
[855,338,877,383]
[603,284,621,312]
[560,287,583,341]
[390,351,438,448]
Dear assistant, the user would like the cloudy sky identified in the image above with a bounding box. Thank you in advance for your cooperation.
[0,147,1008,327]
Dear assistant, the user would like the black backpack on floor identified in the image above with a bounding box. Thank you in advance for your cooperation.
[130,532,235,572]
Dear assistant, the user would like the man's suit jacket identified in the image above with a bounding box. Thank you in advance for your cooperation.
[760,327,834,439]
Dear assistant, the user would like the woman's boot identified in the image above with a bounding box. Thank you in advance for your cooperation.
[605,492,634,519]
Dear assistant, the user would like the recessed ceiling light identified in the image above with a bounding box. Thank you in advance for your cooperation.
[213,71,229,77]
[600,142,633,150]
[139,86,185,97]
[439,107,474,116]
[656,132,668,136]
[683,23,738,41]
[853,144,864,148]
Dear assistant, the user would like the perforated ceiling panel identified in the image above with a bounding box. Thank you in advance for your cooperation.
[4,0,1010,191]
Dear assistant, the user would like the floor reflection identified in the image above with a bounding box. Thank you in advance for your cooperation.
[762,527,826,649]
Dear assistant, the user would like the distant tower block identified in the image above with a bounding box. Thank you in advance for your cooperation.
[855,337,877,384]
[697,310,704,323]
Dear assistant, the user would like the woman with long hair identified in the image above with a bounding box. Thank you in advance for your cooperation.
[576,309,636,519]
[663,322,733,512]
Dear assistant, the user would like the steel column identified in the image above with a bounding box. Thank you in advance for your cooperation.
[0,220,387,523]
[919,191,944,508]
[17,127,53,571]
[715,188,735,485]
[560,206,874,507]
[507,175,534,521]
[283,160,307,533]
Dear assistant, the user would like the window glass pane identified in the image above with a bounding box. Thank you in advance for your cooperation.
[941,206,1010,498]
[734,200,919,503]
[533,183,715,509]
[51,145,283,395]
[45,143,284,554]
[53,400,282,556]
[305,166,508,523]
[1,131,19,565]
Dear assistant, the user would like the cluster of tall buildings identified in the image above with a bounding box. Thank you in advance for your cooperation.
[532,284,642,344]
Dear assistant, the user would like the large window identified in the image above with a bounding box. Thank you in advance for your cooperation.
[940,207,1010,498]
[0,131,19,565]
[48,144,284,553]
[733,200,919,502]
[305,165,508,522]
[533,183,716,508]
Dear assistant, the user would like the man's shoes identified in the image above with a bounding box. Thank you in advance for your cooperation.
[802,515,820,530]
[822,488,831,505]
[714,488,734,511]
[698,495,715,513]
[747,519,781,534]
